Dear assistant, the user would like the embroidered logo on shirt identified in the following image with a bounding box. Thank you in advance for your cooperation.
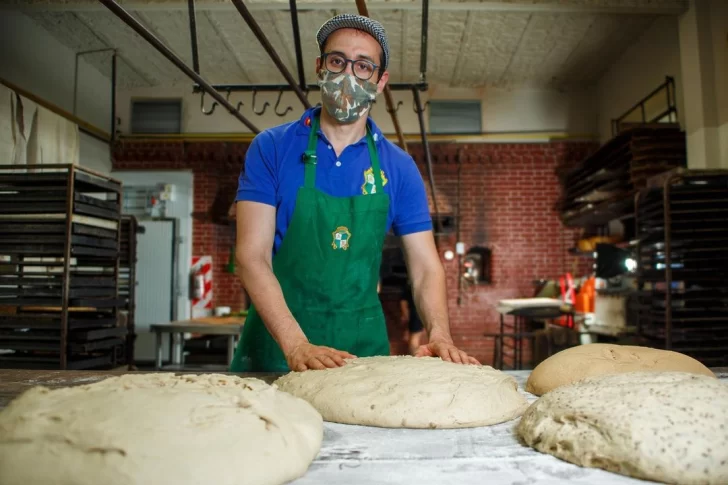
[361,167,388,195]
[332,226,351,250]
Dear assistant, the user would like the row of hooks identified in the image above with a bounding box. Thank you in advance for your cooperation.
[376,98,430,114]
[200,90,429,117]
[200,89,294,117]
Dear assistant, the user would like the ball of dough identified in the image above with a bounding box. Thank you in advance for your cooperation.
[274,355,529,428]
[0,373,323,485]
[525,344,715,396]
[517,371,728,485]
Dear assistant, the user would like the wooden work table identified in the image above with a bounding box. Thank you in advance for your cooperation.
[1,367,726,485]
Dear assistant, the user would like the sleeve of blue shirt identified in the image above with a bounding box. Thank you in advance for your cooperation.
[236,131,277,206]
[391,152,433,237]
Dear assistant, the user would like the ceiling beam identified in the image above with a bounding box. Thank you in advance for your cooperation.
[3,1,689,15]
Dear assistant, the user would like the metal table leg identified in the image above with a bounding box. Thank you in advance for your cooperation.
[227,335,236,368]
[172,332,183,365]
[155,330,163,370]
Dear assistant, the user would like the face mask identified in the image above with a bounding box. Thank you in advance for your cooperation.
[317,69,378,124]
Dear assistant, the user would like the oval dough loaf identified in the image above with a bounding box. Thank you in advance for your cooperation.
[517,371,728,485]
[525,343,715,395]
[0,373,323,485]
[274,355,529,428]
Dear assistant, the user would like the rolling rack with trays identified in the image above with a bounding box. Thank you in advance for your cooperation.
[119,215,143,368]
[0,164,128,370]
[635,168,728,367]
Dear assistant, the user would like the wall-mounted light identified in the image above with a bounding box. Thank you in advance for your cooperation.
[443,249,455,261]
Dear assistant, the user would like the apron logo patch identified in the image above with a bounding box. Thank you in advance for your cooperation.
[361,167,388,195]
[332,226,352,250]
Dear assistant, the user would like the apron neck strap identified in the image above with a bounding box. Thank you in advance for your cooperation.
[303,113,383,192]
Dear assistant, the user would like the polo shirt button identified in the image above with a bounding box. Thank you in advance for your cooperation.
[335,161,342,167]
[328,145,333,150]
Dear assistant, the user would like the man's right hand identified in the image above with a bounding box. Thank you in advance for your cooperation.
[285,342,356,372]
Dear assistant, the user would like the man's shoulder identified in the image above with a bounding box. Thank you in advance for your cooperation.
[252,118,303,147]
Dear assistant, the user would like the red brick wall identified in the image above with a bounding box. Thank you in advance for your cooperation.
[384,142,596,364]
[113,139,596,366]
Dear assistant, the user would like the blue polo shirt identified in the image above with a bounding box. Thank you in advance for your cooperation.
[237,107,432,254]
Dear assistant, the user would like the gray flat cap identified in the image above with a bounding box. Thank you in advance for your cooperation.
[316,14,390,71]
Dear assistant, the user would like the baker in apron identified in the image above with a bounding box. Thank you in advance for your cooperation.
[230,14,479,372]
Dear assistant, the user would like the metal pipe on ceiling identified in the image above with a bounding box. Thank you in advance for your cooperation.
[413,87,441,240]
[98,0,260,133]
[289,0,306,89]
[191,82,427,92]
[354,0,407,152]
[420,0,428,84]
[188,0,200,73]
[111,51,117,143]
[230,0,311,109]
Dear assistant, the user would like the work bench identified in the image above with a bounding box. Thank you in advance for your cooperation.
[1,367,726,485]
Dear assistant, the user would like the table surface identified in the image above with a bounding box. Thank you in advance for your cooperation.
[1,367,726,485]
[149,319,244,334]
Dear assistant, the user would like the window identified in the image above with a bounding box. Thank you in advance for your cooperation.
[428,100,482,134]
[130,99,182,134]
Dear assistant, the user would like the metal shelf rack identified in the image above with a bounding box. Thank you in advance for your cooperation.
[0,164,126,370]
[635,169,728,367]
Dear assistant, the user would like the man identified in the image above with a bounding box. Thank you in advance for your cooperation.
[229,14,479,372]
[400,279,425,355]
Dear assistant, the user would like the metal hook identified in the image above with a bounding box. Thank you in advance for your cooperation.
[252,90,270,116]
[226,89,244,112]
[274,91,293,117]
[413,98,429,114]
[386,100,404,114]
[200,91,218,115]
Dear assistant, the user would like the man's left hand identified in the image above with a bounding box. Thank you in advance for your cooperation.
[415,339,480,365]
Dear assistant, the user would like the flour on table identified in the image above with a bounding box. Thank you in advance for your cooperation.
[0,373,323,485]
[525,343,715,395]
[274,355,529,429]
[518,371,728,485]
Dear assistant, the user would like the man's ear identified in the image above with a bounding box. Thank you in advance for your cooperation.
[376,71,390,94]
[315,56,322,73]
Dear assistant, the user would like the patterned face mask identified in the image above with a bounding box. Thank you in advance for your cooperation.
[317,69,378,124]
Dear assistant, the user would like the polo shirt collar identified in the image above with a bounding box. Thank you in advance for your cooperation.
[296,106,384,145]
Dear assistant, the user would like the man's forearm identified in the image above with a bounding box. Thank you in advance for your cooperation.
[237,256,307,354]
[412,265,453,343]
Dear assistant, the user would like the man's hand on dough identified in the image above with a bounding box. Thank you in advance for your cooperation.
[286,342,356,372]
[415,340,480,365]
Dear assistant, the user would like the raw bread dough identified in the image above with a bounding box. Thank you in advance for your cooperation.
[525,343,715,395]
[518,371,728,485]
[274,355,529,428]
[0,373,323,485]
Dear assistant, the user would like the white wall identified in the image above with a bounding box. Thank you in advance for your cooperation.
[115,83,597,139]
[596,15,685,144]
[709,0,728,165]
[0,11,113,173]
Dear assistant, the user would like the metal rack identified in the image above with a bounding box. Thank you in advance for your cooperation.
[119,216,143,368]
[635,169,728,367]
[558,125,687,228]
[0,164,126,370]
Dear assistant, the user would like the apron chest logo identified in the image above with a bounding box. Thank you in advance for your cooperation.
[361,167,388,195]
[332,226,352,250]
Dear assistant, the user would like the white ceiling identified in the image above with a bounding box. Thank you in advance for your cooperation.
[6,0,688,91]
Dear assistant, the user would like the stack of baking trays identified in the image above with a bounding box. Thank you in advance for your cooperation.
[558,124,687,227]
[635,168,728,367]
[0,164,127,370]
[119,216,143,368]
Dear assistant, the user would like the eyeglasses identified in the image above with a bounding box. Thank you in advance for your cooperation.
[322,52,379,81]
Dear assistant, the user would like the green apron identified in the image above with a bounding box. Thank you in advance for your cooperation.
[229,114,391,372]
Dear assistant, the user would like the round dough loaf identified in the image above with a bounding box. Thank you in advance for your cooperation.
[525,343,715,395]
[517,371,728,485]
[274,355,529,428]
[0,373,323,485]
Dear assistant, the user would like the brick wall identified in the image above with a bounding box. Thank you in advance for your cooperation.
[113,138,596,366]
